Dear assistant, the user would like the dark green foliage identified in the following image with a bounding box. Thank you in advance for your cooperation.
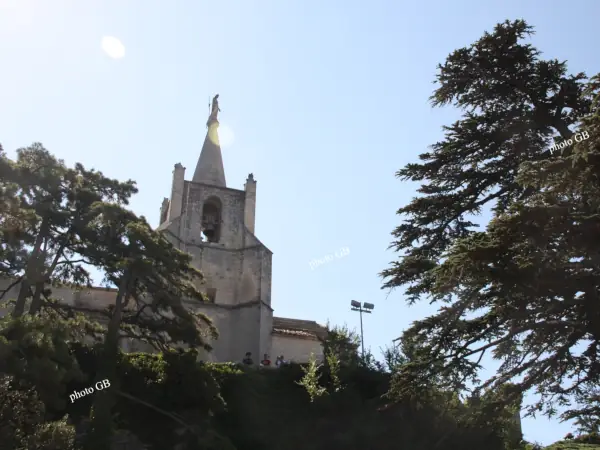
[320,323,360,366]
[0,375,76,450]
[106,351,231,449]
[1,143,218,448]
[0,143,138,316]
[0,375,44,449]
[572,434,600,446]
[1,143,216,352]
[0,310,91,411]
[59,344,525,449]
[382,19,592,299]
[0,321,584,450]
[78,203,217,352]
[213,361,510,450]
[570,387,600,435]
[79,204,217,448]
[543,439,600,450]
[383,17,600,425]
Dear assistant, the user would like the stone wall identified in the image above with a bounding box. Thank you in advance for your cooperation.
[187,302,234,361]
[0,278,324,364]
[182,181,247,249]
[271,334,324,364]
[0,278,238,359]
[162,242,270,309]
[259,303,273,360]
[259,246,272,306]
[231,303,261,362]
[186,245,244,306]
[0,279,116,315]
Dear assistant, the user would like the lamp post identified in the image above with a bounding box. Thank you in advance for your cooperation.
[350,300,374,360]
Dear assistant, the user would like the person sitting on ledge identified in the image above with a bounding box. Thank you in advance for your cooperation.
[260,353,271,367]
[242,352,253,365]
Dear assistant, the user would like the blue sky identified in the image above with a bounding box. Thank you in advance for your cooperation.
[1,0,598,445]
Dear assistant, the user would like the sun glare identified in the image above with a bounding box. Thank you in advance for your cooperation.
[219,124,236,148]
[101,36,125,59]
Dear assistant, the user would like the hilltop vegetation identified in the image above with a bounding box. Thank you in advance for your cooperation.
[0,310,524,449]
[0,313,596,450]
[545,443,599,450]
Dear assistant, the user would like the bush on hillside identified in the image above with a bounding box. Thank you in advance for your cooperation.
[0,375,76,450]
[0,320,528,450]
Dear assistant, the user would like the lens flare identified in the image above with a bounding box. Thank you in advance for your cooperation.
[101,36,125,59]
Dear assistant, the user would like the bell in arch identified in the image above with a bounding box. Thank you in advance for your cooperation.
[201,197,222,243]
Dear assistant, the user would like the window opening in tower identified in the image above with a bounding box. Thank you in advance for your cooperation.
[201,200,221,243]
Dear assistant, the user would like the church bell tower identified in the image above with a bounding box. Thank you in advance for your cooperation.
[157,95,273,363]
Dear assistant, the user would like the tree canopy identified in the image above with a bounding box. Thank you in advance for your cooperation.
[383,19,600,424]
[0,143,217,449]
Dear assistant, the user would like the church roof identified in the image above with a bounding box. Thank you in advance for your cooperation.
[272,317,328,340]
[192,94,226,187]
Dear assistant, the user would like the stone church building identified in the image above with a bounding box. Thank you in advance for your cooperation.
[0,96,326,364]
[155,95,326,362]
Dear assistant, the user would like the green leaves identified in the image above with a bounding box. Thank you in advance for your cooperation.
[1,143,139,316]
[1,142,219,448]
[0,310,89,411]
[296,354,327,402]
[0,375,76,450]
[385,18,600,425]
[1,142,215,351]
[383,19,593,294]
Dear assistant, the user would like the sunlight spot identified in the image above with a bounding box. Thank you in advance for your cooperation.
[218,124,236,148]
[101,36,125,59]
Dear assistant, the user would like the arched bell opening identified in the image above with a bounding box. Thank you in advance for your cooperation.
[201,197,222,243]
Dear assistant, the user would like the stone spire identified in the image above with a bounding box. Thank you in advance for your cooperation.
[192,94,226,186]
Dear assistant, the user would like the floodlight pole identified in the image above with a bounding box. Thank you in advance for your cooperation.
[351,301,372,361]
[359,306,365,360]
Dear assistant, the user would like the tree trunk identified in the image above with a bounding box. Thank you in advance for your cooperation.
[84,268,134,450]
[28,281,46,315]
[11,280,30,317]
[29,235,69,315]
[12,217,49,317]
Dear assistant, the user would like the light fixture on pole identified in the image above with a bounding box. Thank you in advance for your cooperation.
[350,300,374,360]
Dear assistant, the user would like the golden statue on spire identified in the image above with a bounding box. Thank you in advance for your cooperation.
[208,94,220,124]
